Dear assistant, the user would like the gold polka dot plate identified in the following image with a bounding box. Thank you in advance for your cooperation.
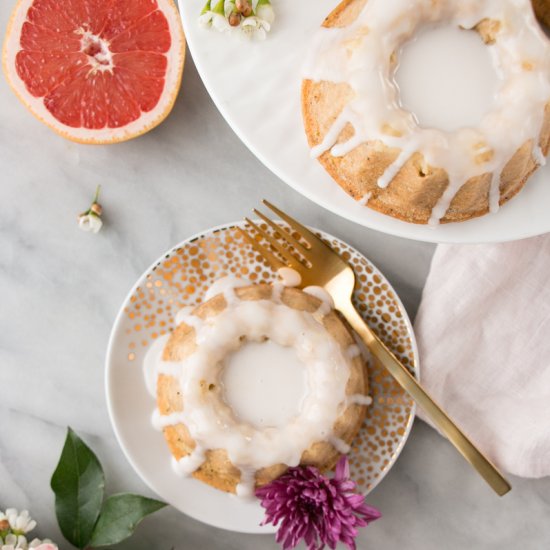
[105,221,418,534]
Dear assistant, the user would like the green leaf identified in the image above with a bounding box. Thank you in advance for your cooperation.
[89,493,167,547]
[51,427,105,549]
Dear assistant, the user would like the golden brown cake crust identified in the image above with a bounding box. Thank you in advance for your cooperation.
[533,0,550,28]
[157,284,369,494]
[302,0,550,224]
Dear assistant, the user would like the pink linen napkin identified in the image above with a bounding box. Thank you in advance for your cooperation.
[414,234,550,478]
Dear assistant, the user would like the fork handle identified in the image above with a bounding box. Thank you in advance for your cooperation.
[340,302,511,496]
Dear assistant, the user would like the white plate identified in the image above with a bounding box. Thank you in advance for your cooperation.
[105,222,418,533]
[179,1,550,244]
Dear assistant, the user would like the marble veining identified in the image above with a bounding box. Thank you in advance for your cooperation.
[0,2,548,548]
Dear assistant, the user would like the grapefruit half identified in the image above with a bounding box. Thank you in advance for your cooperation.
[2,0,185,143]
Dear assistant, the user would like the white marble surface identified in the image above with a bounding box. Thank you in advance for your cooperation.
[1,5,549,547]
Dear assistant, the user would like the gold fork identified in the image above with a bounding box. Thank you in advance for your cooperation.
[238,200,511,497]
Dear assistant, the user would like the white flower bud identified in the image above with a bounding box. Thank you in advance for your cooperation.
[212,13,230,31]
[256,3,274,24]
[78,214,103,234]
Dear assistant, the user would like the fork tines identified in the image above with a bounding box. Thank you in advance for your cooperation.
[238,200,318,272]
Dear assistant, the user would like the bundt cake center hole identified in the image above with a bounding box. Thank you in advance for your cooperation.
[393,25,498,132]
[220,338,308,429]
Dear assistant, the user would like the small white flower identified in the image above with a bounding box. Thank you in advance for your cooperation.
[200,0,273,37]
[5,511,35,536]
[223,0,232,17]
[29,539,57,549]
[212,12,231,32]
[78,214,103,233]
[198,10,214,27]
[199,0,232,32]
[78,184,104,234]
[1,532,28,549]
[240,15,270,40]
[255,2,274,24]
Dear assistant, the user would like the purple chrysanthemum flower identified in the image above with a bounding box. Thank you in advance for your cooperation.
[256,456,381,550]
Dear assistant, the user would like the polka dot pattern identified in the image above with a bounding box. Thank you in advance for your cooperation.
[123,222,418,495]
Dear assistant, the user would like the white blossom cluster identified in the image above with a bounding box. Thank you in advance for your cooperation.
[200,0,275,40]
[0,510,57,550]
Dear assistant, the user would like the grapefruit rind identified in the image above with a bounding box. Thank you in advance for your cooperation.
[2,0,186,144]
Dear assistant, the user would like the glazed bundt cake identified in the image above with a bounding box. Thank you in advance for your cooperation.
[302,0,550,224]
[154,281,369,496]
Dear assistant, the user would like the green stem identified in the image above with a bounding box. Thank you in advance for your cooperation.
[212,0,225,15]
[93,184,101,204]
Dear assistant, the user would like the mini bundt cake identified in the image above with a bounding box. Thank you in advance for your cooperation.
[154,282,369,496]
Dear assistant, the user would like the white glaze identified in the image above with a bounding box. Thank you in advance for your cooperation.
[358,191,372,206]
[176,311,204,332]
[352,330,373,364]
[144,277,372,497]
[173,449,206,476]
[277,267,302,287]
[221,340,308,428]
[235,468,257,498]
[152,409,186,430]
[303,285,334,316]
[204,275,251,302]
[174,306,193,326]
[349,394,373,407]
[396,26,498,132]
[143,334,171,397]
[168,296,350,484]
[303,0,550,224]
[329,435,351,454]
[346,344,362,359]
[271,281,284,302]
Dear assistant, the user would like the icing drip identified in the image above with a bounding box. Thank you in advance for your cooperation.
[236,468,257,498]
[346,345,361,359]
[143,334,171,397]
[172,448,206,476]
[348,394,373,407]
[277,267,302,287]
[534,146,547,167]
[359,192,372,206]
[204,275,251,302]
[303,0,550,224]
[310,108,350,159]
[175,306,193,325]
[271,281,284,302]
[329,436,351,454]
[303,285,334,317]
[152,409,186,430]
[157,362,183,378]
[488,173,501,214]
[377,149,411,189]
[223,287,238,306]
[177,312,204,332]
[352,331,373,364]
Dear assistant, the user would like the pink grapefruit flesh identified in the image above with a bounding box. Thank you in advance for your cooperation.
[3,0,185,143]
